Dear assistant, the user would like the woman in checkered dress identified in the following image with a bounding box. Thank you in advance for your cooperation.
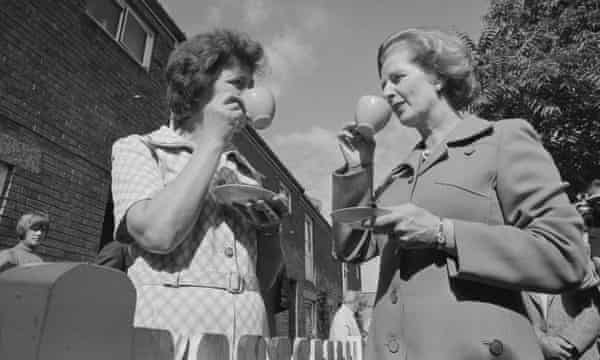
[111,29,288,360]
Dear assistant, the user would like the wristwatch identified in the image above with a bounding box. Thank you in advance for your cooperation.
[434,218,447,250]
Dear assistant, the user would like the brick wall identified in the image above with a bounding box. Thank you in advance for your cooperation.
[0,0,181,260]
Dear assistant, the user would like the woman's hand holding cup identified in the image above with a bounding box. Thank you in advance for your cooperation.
[337,95,391,169]
[202,92,247,144]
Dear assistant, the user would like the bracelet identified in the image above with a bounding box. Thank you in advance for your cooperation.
[434,218,446,250]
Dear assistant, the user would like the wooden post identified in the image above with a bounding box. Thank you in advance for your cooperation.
[133,328,174,360]
[237,335,266,360]
[323,340,334,360]
[292,338,309,360]
[343,341,352,360]
[196,334,229,360]
[267,337,291,360]
[0,263,135,360]
[334,341,343,360]
[347,337,362,360]
[310,339,323,360]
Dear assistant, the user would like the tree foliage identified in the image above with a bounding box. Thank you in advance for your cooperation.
[464,0,600,194]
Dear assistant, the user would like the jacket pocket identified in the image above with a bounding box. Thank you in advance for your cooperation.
[435,180,489,198]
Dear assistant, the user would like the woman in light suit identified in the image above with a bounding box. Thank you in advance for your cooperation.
[332,28,588,359]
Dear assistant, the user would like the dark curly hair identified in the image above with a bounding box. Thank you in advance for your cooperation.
[377,28,478,111]
[165,28,265,123]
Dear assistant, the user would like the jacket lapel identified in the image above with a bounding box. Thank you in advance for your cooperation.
[416,143,448,176]
[417,114,494,176]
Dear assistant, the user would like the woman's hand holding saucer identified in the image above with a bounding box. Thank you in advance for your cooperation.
[369,203,441,249]
[232,193,290,228]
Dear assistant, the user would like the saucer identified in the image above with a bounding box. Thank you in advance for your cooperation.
[330,206,391,228]
[213,184,277,205]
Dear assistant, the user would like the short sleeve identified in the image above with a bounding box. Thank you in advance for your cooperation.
[111,135,163,243]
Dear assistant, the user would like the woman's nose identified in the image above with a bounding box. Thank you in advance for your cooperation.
[382,81,395,100]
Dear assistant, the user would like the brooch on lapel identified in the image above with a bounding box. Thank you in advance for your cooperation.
[463,147,476,156]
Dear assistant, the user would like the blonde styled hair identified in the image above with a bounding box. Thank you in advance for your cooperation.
[16,211,50,240]
[377,28,478,110]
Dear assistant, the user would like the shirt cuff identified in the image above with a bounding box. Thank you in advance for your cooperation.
[334,162,372,176]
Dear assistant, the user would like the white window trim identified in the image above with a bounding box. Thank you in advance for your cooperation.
[120,5,155,67]
[86,0,155,69]
[304,299,317,337]
[0,162,13,219]
[305,215,315,283]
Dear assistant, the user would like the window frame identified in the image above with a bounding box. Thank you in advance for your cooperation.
[304,299,317,338]
[0,162,14,219]
[304,214,315,283]
[85,0,155,69]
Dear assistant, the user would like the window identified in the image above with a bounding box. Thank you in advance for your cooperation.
[304,300,317,338]
[86,0,155,68]
[305,215,315,283]
[279,182,292,213]
[0,162,13,218]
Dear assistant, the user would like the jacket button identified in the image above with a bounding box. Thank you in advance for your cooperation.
[386,337,399,353]
[390,289,398,304]
[224,246,234,257]
[487,339,504,356]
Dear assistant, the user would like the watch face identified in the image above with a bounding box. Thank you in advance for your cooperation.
[435,221,446,249]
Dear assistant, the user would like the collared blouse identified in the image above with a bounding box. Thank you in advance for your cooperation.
[111,125,267,341]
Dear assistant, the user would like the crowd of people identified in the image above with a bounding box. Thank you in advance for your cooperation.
[1,27,599,360]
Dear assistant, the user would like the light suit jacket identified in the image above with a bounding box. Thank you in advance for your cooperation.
[332,116,587,360]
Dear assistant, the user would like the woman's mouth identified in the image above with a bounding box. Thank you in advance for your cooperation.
[391,101,406,112]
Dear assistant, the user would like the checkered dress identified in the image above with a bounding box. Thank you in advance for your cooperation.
[111,126,267,360]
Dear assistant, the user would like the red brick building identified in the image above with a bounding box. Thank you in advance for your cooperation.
[0,0,359,339]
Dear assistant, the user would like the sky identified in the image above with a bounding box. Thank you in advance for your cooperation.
[158,0,491,292]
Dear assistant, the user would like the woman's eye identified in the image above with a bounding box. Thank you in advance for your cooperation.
[381,74,404,89]
[230,79,246,89]
[390,74,405,83]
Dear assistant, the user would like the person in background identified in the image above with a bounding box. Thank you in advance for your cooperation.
[329,290,362,341]
[332,28,588,359]
[111,28,288,360]
[577,179,600,252]
[0,211,49,272]
[94,240,133,272]
[524,235,600,360]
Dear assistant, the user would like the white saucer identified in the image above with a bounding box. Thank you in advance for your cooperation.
[213,184,277,205]
[330,206,391,227]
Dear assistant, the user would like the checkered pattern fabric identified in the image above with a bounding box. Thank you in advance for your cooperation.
[111,126,267,360]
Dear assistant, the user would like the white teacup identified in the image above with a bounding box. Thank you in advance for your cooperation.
[354,95,392,138]
[241,87,276,130]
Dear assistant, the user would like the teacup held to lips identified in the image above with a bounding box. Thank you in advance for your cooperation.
[241,87,276,130]
[354,95,392,138]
